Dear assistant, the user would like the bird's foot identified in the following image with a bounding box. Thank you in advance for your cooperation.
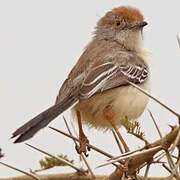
[76,135,90,156]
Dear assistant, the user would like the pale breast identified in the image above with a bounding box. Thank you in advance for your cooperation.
[74,81,150,129]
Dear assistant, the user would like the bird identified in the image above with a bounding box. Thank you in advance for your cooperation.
[12,6,150,154]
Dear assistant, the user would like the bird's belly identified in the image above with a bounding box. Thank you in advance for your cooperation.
[74,82,150,129]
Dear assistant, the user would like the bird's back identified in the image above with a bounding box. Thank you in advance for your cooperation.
[55,39,127,103]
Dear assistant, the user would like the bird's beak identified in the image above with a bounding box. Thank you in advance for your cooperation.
[138,21,148,28]
[131,21,148,30]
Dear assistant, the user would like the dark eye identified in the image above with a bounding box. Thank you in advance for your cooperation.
[116,20,121,26]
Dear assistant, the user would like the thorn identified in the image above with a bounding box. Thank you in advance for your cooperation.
[0,148,4,159]
[49,126,115,159]
[25,143,83,172]
[148,109,163,138]
[97,146,162,169]
[168,124,175,131]
[112,130,124,154]
[176,35,180,48]
[0,162,40,180]
[127,81,180,118]
[143,161,152,180]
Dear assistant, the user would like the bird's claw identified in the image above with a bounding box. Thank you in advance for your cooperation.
[75,136,90,156]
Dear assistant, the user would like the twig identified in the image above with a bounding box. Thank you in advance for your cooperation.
[108,147,145,161]
[127,81,180,118]
[49,126,114,159]
[177,35,180,49]
[96,146,162,168]
[0,162,40,180]
[0,148,4,159]
[63,117,96,179]
[1,172,176,180]
[111,130,124,154]
[172,155,178,160]
[148,110,178,174]
[139,157,166,171]
[148,110,163,138]
[174,159,180,174]
[154,151,166,162]
[170,127,180,153]
[162,163,174,174]
[162,163,179,180]
[49,126,125,169]
[144,162,151,180]
[98,127,178,173]
[25,143,83,172]
[165,150,176,169]
[110,126,179,163]
[164,150,180,179]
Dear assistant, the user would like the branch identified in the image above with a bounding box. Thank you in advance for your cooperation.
[0,173,176,180]
[98,126,180,177]
[2,127,178,180]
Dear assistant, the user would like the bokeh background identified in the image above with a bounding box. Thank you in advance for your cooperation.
[0,0,180,177]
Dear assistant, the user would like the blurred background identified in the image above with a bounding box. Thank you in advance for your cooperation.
[0,0,180,177]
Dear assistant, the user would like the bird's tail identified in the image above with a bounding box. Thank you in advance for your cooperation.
[12,93,78,143]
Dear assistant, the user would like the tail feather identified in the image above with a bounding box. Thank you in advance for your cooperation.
[12,93,78,143]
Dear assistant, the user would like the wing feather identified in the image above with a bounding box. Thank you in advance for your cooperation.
[80,52,149,99]
[80,62,119,99]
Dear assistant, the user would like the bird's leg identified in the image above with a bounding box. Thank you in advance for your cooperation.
[112,124,130,153]
[103,105,130,153]
[75,110,90,156]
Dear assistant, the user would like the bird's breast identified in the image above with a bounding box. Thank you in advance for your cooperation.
[74,81,150,129]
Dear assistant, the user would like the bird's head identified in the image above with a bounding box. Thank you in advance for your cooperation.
[95,6,147,51]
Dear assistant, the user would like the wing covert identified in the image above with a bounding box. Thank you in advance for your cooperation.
[80,52,149,99]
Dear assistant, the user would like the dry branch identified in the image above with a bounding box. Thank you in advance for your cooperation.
[2,126,179,180]
[97,126,180,179]
[0,173,177,180]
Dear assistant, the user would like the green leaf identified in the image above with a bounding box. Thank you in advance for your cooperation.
[39,154,74,170]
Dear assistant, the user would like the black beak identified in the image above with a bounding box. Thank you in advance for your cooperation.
[131,21,148,30]
[138,21,148,28]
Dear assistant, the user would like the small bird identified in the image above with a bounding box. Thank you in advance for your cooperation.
[12,6,150,154]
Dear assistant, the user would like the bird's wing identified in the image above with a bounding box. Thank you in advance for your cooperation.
[80,51,148,99]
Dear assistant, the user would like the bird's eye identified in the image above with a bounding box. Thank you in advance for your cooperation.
[116,20,121,26]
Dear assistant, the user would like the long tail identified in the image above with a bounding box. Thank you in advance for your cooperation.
[12,93,78,143]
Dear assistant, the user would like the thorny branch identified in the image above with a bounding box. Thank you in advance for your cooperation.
[97,126,180,179]
[3,125,178,180]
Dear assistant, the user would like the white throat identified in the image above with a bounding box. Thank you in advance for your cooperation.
[115,30,144,52]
